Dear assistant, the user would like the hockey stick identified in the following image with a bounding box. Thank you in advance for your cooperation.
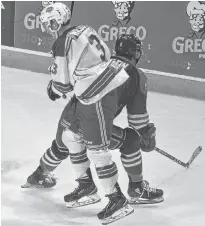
[186,146,202,169]
[70,1,75,17]
[155,146,202,169]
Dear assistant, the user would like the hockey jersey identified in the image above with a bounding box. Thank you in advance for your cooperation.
[49,25,129,104]
[112,56,149,131]
[49,25,148,131]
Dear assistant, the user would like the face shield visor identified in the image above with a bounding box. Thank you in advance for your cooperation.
[41,19,61,37]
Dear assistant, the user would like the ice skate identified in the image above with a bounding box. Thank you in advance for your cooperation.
[98,183,134,225]
[64,168,101,208]
[21,166,57,188]
[128,179,164,204]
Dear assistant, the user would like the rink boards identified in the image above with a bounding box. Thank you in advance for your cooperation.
[1,45,205,100]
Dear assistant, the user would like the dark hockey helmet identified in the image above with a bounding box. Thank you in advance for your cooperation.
[115,34,142,62]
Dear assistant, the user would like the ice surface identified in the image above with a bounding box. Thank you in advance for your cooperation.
[1,66,205,226]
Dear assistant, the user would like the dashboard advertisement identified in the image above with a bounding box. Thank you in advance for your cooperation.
[12,1,205,78]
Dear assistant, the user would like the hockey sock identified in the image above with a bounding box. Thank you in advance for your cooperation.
[120,149,143,182]
[40,139,69,172]
[96,162,118,194]
[70,149,91,179]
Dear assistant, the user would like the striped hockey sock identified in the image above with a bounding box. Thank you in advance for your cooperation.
[40,140,69,172]
[121,149,143,182]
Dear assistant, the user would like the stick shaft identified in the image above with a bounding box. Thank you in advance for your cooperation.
[70,1,75,17]
[155,147,187,168]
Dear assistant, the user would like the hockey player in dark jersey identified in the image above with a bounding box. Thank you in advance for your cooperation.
[21,2,163,225]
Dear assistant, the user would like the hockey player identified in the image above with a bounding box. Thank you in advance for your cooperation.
[24,2,134,224]
[22,2,163,224]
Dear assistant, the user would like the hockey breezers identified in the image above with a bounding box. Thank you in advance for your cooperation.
[155,146,202,169]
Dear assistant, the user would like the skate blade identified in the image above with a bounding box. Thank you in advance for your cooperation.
[21,182,45,189]
[128,196,164,205]
[66,193,101,208]
[21,182,55,189]
[100,204,134,225]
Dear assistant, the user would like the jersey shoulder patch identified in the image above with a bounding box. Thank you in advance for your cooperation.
[67,25,88,39]
[109,59,129,72]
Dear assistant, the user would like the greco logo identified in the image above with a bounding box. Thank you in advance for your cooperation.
[98,1,147,42]
[22,1,55,48]
[172,1,205,58]
[24,1,55,30]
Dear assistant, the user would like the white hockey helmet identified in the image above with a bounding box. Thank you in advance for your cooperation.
[40,2,71,35]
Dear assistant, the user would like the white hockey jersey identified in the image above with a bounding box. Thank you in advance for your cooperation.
[49,25,129,104]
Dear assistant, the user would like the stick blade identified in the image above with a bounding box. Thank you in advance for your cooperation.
[186,146,202,169]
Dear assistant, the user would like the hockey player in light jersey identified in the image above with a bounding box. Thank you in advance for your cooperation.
[22,2,164,224]
[27,2,134,224]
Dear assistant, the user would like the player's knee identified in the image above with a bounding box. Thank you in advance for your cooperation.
[51,140,69,160]
[120,128,141,155]
[62,129,85,151]
[87,149,113,167]
[109,126,126,150]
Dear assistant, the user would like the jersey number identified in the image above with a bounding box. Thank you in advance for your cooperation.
[88,34,106,61]
[49,63,58,75]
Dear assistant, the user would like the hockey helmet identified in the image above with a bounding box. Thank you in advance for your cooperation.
[115,34,142,61]
[40,2,71,36]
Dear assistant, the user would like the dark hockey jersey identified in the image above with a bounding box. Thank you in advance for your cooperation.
[113,56,149,131]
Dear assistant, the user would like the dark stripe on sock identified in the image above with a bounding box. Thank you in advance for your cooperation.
[98,169,118,179]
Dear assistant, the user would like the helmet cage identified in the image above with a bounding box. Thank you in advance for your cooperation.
[40,3,71,34]
[41,19,61,34]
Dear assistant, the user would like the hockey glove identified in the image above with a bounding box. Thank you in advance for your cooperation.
[138,123,156,152]
[47,80,61,101]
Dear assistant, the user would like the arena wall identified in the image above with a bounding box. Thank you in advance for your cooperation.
[2,45,204,100]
